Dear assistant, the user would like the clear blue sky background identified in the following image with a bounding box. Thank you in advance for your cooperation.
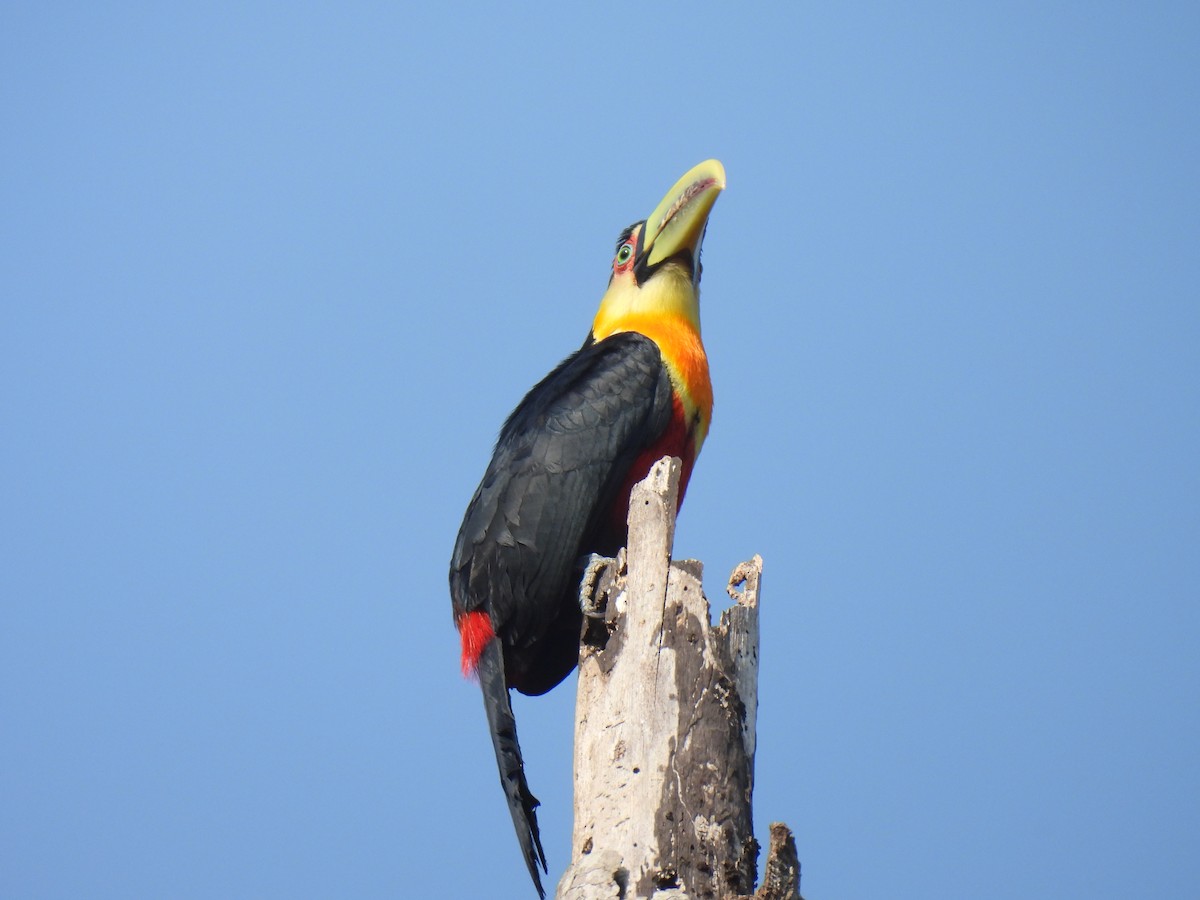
[3,4,1198,898]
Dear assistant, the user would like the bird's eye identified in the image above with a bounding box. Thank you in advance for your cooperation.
[615,243,634,266]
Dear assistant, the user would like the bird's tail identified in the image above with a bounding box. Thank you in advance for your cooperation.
[477,638,548,898]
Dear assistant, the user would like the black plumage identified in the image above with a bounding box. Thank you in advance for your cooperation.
[451,330,674,694]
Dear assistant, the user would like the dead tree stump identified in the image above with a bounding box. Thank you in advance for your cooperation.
[555,457,800,900]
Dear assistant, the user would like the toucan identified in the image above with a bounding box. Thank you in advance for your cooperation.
[450,160,725,897]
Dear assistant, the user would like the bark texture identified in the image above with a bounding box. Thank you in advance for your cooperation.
[556,458,798,900]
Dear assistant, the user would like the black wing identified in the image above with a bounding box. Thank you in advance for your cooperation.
[450,331,673,676]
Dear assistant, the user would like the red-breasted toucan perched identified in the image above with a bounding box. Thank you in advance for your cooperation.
[449,160,725,897]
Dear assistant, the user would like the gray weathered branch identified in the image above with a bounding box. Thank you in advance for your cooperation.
[555,457,800,900]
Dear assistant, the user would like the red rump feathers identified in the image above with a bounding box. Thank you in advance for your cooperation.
[458,609,495,677]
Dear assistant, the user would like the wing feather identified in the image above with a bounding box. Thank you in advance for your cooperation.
[450,331,673,687]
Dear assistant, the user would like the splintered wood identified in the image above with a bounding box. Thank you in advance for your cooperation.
[556,457,797,900]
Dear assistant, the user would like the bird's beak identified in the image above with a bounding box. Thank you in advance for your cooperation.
[641,159,726,272]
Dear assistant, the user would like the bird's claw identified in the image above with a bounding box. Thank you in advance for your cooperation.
[578,550,623,619]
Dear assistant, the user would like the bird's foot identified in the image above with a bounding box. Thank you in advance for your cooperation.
[579,550,625,652]
[578,549,624,619]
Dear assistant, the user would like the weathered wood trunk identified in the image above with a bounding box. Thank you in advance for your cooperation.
[555,458,800,900]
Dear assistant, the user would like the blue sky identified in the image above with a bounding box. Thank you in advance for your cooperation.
[3,4,1198,898]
